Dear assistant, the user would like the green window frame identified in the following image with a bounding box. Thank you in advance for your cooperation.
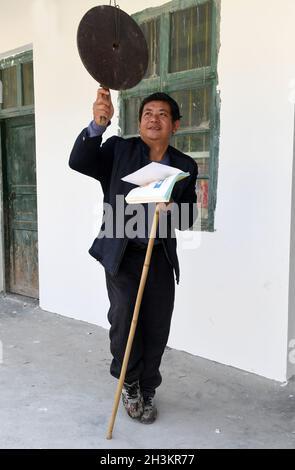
[0,50,34,119]
[119,0,220,232]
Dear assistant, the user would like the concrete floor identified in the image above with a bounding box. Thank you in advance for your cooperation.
[0,294,295,449]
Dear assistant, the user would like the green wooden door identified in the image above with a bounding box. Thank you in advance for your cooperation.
[2,114,39,298]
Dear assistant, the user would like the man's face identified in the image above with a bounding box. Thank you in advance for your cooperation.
[139,100,180,144]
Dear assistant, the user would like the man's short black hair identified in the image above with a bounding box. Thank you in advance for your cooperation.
[139,92,182,123]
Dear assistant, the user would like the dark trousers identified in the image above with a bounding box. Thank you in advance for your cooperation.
[105,241,175,397]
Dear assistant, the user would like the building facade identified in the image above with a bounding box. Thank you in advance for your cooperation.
[0,0,295,382]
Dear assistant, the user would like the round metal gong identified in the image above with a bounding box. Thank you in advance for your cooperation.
[77,5,149,90]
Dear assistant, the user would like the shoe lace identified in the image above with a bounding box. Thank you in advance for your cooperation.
[124,381,139,400]
[143,396,153,408]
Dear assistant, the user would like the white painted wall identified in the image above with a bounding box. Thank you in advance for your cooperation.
[0,0,295,382]
[288,111,295,379]
[209,0,295,381]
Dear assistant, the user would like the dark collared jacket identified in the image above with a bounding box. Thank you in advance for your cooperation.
[69,129,198,284]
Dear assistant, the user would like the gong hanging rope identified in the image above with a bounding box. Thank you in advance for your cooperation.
[109,0,121,48]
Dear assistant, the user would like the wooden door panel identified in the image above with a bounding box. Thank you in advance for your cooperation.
[10,229,38,298]
[3,115,39,298]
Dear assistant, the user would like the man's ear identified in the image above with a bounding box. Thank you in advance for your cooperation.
[172,120,181,134]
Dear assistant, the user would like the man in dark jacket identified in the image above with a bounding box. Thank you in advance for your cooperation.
[69,88,198,424]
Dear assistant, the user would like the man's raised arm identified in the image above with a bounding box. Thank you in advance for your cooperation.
[69,88,116,184]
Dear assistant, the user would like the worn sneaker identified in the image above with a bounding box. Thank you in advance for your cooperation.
[122,381,144,419]
[140,395,158,424]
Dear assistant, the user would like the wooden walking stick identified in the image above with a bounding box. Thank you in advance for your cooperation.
[106,204,160,440]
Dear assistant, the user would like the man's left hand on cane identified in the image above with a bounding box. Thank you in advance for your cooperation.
[158,201,173,212]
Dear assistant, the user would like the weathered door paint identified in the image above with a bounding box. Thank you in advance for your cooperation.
[2,114,39,298]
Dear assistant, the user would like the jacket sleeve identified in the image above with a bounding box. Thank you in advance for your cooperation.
[69,128,117,186]
[171,160,199,231]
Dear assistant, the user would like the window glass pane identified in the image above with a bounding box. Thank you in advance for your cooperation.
[171,133,210,175]
[172,133,209,153]
[196,178,209,228]
[124,97,142,135]
[170,1,212,73]
[170,87,211,129]
[140,19,160,78]
[1,66,17,109]
[22,62,34,106]
[195,154,209,176]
